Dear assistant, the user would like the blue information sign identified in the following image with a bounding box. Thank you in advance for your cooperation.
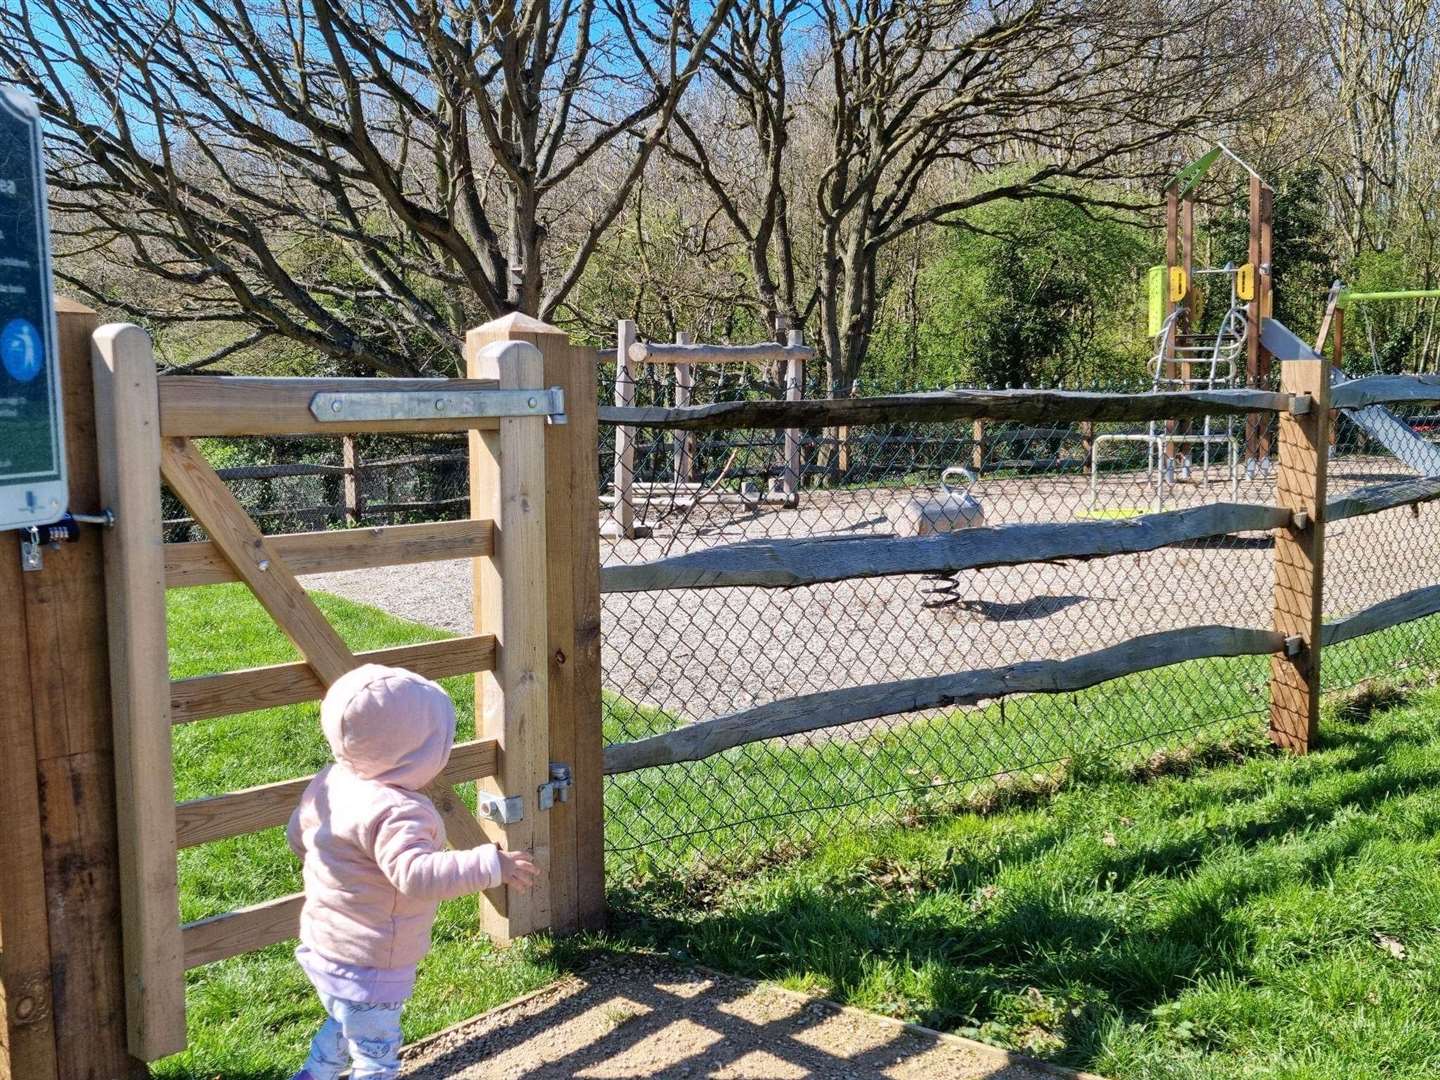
[0,87,66,530]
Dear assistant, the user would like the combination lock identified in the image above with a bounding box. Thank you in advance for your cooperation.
[19,509,115,571]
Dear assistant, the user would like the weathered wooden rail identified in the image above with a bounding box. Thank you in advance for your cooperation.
[600,502,1291,594]
[1331,374,1440,410]
[598,473,1440,595]
[1322,584,1440,646]
[605,625,1287,774]
[599,385,1296,430]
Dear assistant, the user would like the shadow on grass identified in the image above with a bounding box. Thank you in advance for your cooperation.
[610,717,1440,1071]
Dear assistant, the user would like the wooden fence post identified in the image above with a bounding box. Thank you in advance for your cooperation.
[0,299,147,1080]
[468,326,551,940]
[782,329,804,503]
[1270,340,1331,752]
[468,313,605,936]
[673,332,695,484]
[342,435,363,526]
[971,419,986,475]
[604,320,637,539]
[93,324,187,1059]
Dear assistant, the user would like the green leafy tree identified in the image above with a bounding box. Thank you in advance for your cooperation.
[867,192,1156,390]
[1210,165,1336,344]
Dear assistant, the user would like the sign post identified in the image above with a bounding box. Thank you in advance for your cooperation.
[0,87,66,532]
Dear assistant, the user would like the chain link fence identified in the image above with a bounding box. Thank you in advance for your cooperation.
[161,433,469,541]
[164,368,1440,890]
[596,367,1440,885]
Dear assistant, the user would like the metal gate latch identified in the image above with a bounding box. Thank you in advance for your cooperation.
[477,793,524,825]
[538,763,572,811]
[19,510,116,571]
[475,764,571,823]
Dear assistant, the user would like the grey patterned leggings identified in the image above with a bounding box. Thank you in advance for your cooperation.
[301,993,405,1080]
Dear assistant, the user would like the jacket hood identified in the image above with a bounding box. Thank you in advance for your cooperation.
[320,664,456,789]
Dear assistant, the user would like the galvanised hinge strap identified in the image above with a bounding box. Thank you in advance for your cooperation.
[309,387,567,424]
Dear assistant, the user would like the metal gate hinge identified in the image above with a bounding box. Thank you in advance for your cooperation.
[477,793,524,825]
[1284,635,1304,657]
[310,387,567,425]
[538,763,572,811]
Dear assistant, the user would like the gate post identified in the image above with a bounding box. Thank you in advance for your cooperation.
[0,300,147,1080]
[93,324,186,1059]
[1269,328,1331,752]
[468,313,605,936]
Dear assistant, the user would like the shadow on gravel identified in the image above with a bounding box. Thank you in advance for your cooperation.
[400,957,1093,1079]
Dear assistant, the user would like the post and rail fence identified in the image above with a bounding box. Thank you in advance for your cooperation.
[157,434,472,537]
[8,308,1440,1075]
[593,321,1440,777]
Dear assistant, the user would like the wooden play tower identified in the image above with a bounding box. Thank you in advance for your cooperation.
[1161,144,1275,470]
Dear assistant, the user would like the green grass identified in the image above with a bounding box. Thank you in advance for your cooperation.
[1074,506,1150,520]
[614,684,1440,1079]
[607,615,1440,883]
[161,584,1440,1078]
[604,651,1270,879]
[161,586,584,1080]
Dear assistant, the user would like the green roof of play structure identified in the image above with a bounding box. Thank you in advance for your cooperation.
[1166,144,1270,197]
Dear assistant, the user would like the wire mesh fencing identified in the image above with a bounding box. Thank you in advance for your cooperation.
[597,385,1440,887]
[158,371,1440,892]
[1322,402,1440,687]
[160,433,469,541]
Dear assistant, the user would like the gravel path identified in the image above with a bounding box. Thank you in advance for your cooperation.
[399,958,1104,1079]
[305,461,1440,730]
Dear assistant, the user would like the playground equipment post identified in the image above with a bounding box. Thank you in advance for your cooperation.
[1246,176,1275,464]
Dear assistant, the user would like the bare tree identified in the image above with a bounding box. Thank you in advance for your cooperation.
[1313,0,1439,265]
[667,0,808,335]
[558,152,763,343]
[1,0,734,374]
[668,0,1292,392]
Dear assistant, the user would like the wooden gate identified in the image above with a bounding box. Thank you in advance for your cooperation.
[0,311,602,1069]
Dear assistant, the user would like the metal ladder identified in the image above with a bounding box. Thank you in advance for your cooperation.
[1090,265,1247,509]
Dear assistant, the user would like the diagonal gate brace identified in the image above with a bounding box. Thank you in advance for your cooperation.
[159,437,490,851]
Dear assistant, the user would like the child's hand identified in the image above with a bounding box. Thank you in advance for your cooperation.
[498,849,540,892]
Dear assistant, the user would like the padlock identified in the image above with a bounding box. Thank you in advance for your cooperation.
[34,513,79,546]
[18,510,114,571]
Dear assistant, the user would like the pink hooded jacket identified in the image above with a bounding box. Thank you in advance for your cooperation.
[287,664,501,970]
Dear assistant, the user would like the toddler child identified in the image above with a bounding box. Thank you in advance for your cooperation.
[286,663,539,1080]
